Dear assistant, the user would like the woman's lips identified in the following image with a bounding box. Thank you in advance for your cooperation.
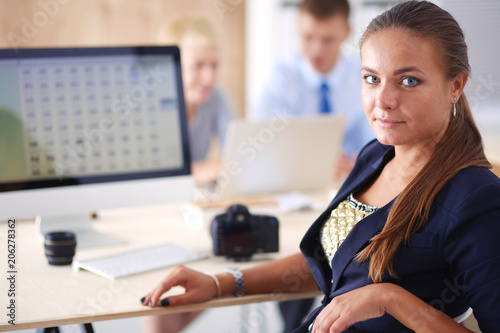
[376,118,404,128]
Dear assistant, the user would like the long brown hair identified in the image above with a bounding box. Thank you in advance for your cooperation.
[355,0,491,283]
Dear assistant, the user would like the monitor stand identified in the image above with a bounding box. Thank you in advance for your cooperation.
[35,214,127,248]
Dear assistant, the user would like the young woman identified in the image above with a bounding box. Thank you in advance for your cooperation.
[158,15,236,186]
[142,2,500,332]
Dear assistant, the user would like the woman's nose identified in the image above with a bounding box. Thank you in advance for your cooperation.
[375,83,399,110]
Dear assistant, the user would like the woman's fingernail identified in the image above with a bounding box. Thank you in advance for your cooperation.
[140,296,146,304]
[161,298,170,306]
[148,300,153,307]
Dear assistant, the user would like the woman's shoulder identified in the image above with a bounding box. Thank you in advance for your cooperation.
[200,85,235,114]
[436,166,500,215]
[205,85,228,104]
[449,166,500,194]
[456,166,500,184]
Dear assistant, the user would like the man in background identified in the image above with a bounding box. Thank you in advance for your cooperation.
[252,0,373,182]
[252,0,374,331]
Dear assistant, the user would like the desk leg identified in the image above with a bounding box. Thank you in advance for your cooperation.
[36,328,59,333]
[36,323,94,333]
[82,323,95,333]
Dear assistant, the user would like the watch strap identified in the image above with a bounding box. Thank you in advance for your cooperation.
[224,267,244,297]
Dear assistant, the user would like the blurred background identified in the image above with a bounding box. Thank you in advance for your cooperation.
[1,0,497,332]
[2,0,499,126]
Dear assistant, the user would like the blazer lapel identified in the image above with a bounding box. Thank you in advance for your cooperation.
[329,199,394,292]
[300,145,394,294]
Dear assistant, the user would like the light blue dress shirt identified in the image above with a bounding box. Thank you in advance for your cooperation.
[252,52,374,157]
[189,85,235,162]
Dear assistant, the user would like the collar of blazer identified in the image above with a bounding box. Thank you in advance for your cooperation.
[300,141,396,294]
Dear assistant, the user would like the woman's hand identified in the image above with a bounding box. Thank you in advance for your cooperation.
[312,284,389,333]
[311,283,473,333]
[141,265,218,307]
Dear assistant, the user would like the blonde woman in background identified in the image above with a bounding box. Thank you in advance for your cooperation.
[159,15,236,186]
[141,16,235,333]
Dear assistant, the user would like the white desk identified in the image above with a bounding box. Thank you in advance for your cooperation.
[0,194,329,331]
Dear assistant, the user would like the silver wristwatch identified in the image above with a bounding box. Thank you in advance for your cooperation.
[224,267,244,297]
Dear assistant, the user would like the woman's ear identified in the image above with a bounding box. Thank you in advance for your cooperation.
[450,71,468,101]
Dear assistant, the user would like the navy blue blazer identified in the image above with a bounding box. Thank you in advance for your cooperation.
[294,140,500,333]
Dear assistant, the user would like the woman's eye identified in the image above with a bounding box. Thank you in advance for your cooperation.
[402,77,420,86]
[364,75,380,84]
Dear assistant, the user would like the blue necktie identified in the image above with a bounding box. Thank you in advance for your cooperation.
[320,81,332,114]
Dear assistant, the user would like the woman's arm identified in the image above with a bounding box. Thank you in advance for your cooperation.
[142,253,319,307]
[311,283,472,333]
[221,253,318,295]
[385,283,472,333]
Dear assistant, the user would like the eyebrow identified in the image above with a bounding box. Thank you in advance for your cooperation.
[394,67,425,75]
[361,66,425,75]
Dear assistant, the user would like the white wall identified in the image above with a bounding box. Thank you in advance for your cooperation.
[443,0,500,135]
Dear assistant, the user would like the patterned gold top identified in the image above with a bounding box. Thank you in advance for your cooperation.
[321,193,380,267]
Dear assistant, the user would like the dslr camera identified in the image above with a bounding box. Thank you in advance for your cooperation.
[210,204,279,261]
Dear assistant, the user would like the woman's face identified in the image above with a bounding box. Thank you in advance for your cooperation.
[181,40,219,106]
[360,29,454,151]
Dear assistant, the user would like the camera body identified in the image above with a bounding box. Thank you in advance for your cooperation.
[210,204,279,261]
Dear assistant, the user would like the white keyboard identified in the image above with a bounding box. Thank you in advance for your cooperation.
[72,243,208,279]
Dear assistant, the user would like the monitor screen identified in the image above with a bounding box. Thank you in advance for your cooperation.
[0,46,193,247]
[0,46,190,191]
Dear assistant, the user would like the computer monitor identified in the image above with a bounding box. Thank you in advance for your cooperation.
[0,46,194,248]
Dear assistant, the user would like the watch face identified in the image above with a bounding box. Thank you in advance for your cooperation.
[222,222,253,254]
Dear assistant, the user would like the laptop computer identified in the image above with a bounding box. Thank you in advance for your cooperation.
[212,114,345,199]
